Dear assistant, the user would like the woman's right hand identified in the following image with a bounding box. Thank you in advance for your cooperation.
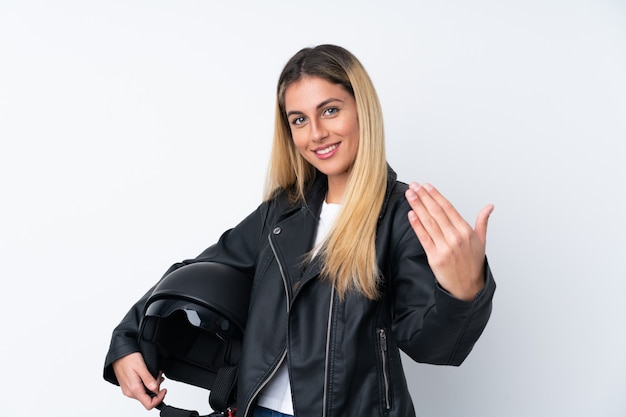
[112,352,167,410]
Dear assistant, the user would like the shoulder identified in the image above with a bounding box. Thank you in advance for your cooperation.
[380,179,410,219]
[380,165,409,215]
[377,178,425,253]
[389,180,409,199]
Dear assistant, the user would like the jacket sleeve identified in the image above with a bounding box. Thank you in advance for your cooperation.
[388,198,496,366]
[102,200,271,385]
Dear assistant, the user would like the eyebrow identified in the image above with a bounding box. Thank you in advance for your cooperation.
[286,98,344,118]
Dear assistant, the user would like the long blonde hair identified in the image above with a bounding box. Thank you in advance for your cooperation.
[264,45,387,300]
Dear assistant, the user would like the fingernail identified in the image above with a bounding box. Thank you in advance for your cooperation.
[406,190,417,201]
[423,183,433,192]
[410,182,421,191]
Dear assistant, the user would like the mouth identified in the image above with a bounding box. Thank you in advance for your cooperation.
[313,143,340,155]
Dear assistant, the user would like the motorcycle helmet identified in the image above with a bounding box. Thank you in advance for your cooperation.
[138,262,251,415]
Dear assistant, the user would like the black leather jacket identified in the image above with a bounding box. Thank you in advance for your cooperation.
[104,166,496,417]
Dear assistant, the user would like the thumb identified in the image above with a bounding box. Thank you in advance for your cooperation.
[137,364,160,393]
[474,204,494,246]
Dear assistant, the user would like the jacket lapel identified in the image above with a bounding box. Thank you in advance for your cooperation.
[269,166,397,302]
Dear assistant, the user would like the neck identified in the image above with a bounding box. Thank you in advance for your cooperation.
[326,176,347,204]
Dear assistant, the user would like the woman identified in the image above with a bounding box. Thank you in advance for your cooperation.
[104,44,496,417]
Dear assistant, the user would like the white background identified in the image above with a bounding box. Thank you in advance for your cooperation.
[1,1,625,416]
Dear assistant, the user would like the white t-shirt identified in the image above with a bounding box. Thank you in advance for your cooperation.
[256,201,341,414]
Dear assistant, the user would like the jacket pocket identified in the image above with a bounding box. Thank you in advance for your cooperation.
[378,328,392,411]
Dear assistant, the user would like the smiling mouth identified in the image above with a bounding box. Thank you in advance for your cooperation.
[314,143,339,155]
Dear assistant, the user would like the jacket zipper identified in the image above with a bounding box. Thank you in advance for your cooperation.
[268,234,290,314]
[244,350,288,417]
[242,235,292,417]
[379,328,391,410]
[322,286,335,417]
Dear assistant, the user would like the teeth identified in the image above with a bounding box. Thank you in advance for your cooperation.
[315,144,338,155]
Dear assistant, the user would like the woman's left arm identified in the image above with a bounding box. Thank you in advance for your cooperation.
[405,182,494,301]
[389,181,496,365]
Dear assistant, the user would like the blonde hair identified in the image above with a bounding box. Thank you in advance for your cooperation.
[264,45,387,300]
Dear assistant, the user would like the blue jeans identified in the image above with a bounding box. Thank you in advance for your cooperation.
[251,406,294,417]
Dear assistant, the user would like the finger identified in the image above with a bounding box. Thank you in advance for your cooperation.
[474,204,494,246]
[406,187,441,250]
[133,364,163,407]
[412,182,467,230]
[407,183,449,246]
[136,372,166,410]
[138,386,167,410]
[147,387,167,410]
[132,357,160,392]
[121,372,161,410]
[407,208,436,253]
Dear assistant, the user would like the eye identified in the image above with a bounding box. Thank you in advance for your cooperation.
[291,116,306,126]
[323,107,339,117]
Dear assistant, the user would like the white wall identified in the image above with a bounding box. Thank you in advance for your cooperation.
[1,1,624,416]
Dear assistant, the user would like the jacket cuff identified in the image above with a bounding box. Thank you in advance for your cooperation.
[434,257,496,312]
[103,341,141,386]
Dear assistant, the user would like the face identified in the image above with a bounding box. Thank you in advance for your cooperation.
[283,76,359,199]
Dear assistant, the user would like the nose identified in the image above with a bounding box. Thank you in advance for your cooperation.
[310,119,328,142]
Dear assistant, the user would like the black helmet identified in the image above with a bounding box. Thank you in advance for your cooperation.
[138,262,251,416]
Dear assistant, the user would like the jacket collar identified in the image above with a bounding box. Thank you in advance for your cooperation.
[379,164,398,220]
[275,164,398,222]
[300,164,398,220]
[272,165,398,299]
